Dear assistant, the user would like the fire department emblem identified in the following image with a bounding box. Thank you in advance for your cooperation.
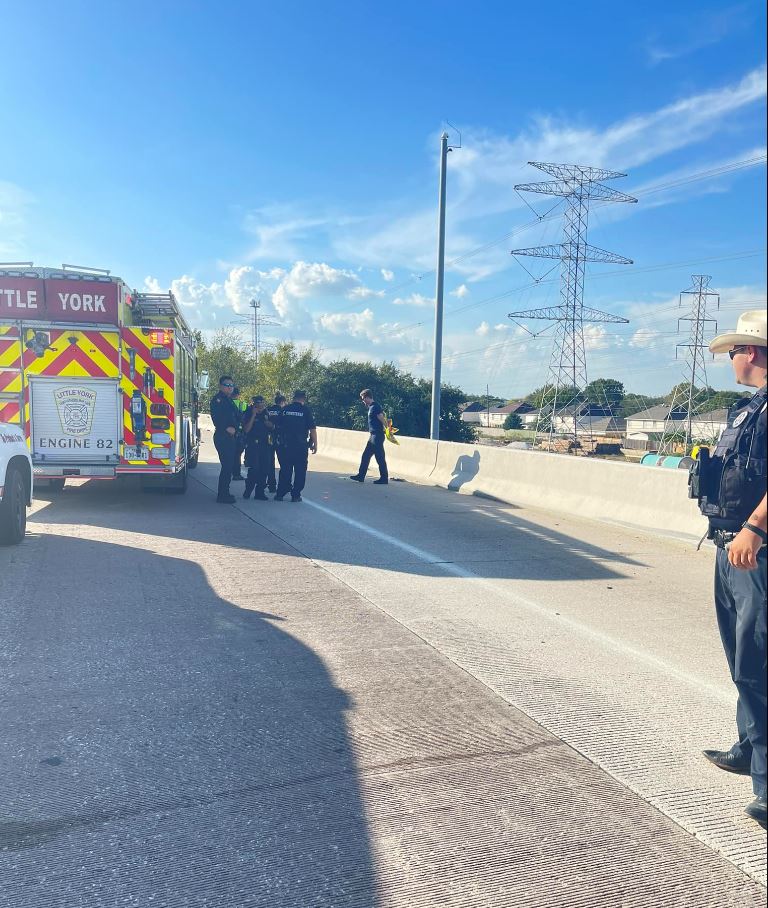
[54,387,96,437]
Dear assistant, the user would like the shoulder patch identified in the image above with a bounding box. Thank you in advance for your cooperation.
[733,410,749,427]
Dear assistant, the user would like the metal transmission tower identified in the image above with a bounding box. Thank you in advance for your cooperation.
[658,275,720,456]
[508,162,636,451]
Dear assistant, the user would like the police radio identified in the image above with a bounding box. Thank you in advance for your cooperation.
[130,391,147,442]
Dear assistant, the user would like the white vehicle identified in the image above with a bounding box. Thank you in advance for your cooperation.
[0,422,32,545]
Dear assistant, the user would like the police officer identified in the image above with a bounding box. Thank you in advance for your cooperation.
[266,393,286,494]
[209,375,239,504]
[349,388,389,485]
[692,309,767,829]
[241,396,273,501]
[274,390,317,502]
[231,387,248,481]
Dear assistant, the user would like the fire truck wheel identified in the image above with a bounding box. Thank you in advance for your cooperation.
[167,466,188,495]
[0,466,27,546]
[187,434,199,469]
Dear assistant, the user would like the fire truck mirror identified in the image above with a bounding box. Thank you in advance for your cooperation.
[197,371,210,392]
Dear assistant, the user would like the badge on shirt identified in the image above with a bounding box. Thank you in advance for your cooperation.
[732,410,748,427]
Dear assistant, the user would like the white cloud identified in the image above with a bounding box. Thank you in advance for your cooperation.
[381,268,394,281]
[348,285,385,300]
[244,205,333,262]
[584,325,610,351]
[335,67,765,281]
[270,260,383,328]
[645,5,753,65]
[317,308,376,339]
[451,284,470,298]
[629,327,661,348]
[475,321,490,337]
[393,292,433,307]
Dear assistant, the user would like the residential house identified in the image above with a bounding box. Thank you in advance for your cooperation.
[624,405,687,452]
[464,400,537,428]
[551,403,616,435]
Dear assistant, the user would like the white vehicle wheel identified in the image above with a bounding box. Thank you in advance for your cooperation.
[0,466,27,546]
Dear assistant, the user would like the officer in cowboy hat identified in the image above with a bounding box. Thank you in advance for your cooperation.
[693,309,767,828]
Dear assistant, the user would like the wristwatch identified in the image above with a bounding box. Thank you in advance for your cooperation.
[742,522,768,543]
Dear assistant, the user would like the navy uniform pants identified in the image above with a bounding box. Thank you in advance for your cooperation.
[276,443,308,497]
[213,430,235,500]
[357,433,388,480]
[266,443,278,492]
[715,545,767,799]
[244,442,270,496]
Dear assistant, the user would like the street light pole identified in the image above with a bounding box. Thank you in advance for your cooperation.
[249,298,261,369]
[430,131,449,441]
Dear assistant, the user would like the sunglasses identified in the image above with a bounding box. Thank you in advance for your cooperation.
[221,382,234,387]
[728,346,748,360]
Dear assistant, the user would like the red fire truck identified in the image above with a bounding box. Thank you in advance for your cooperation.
[0,263,202,493]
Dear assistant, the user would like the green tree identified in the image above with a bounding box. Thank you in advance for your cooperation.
[526,383,582,409]
[584,378,624,408]
[622,393,662,417]
[253,341,321,402]
[698,390,748,412]
[503,413,523,430]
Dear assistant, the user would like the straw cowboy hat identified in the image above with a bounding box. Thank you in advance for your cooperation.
[709,309,768,354]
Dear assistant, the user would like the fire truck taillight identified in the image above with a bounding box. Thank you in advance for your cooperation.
[150,403,171,416]
[152,447,170,460]
[150,417,170,430]
[148,330,171,345]
[151,432,171,445]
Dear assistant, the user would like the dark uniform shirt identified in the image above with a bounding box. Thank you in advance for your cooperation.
[278,401,316,447]
[210,392,240,433]
[699,384,767,532]
[242,407,271,446]
[368,401,385,436]
[266,405,283,445]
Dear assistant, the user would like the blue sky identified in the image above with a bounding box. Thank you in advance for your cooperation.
[1,0,765,396]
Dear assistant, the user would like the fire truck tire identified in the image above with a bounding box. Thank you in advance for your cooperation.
[0,466,27,546]
[187,432,199,470]
[167,466,188,495]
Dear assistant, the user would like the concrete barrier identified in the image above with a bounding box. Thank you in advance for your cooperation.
[316,426,705,541]
[200,418,703,540]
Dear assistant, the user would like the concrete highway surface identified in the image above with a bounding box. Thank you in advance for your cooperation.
[1,430,766,907]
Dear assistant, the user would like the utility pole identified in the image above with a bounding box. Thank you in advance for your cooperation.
[250,298,261,369]
[430,131,449,441]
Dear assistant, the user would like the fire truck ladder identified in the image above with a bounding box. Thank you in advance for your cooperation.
[131,292,191,335]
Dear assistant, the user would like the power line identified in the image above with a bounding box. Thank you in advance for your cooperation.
[356,153,767,308]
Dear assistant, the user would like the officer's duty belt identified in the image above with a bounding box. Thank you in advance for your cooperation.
[712,529,768,549]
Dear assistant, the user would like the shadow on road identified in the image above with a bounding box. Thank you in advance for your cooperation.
[0,530,377,906]
[30,466,643,585]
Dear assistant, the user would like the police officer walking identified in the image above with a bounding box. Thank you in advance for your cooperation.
[209,375,239,504]
[692,310,767,829]
[274,390,317,502]
[266,393,286,494]
[241,396,273,501]
[350,388,389,485]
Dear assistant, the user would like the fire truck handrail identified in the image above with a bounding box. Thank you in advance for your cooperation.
[131,292,192,336]
[61,263,112,275]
